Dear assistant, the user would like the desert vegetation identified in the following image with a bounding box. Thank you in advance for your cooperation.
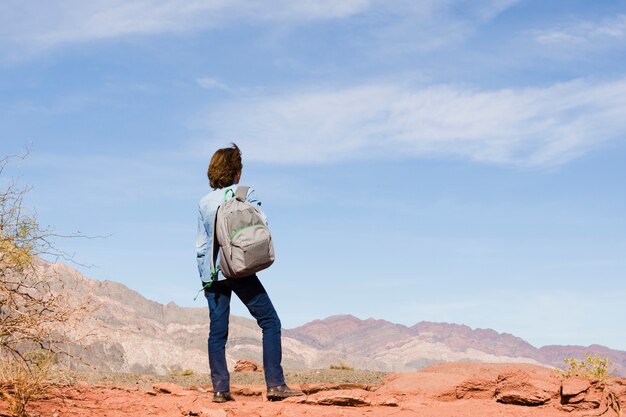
[0,154,91,417]
[330,363,354,371]
[557,353,615,381]
[168,369,195,377]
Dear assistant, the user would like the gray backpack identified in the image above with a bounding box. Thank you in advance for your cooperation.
[209,186,275,279]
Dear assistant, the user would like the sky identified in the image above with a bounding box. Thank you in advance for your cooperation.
[1,0,625,351]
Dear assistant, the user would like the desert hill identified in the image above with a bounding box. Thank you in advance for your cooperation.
[287,316,626,376]
[42,261,626,376]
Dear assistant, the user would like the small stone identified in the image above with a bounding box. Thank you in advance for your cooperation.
[153,383,184,394]
[300,389,371,407]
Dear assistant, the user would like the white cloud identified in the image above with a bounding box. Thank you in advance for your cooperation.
[194,77,626,167]
[475,0,519,20]
[0,0,370,49]
[196,77,231,92]
[0,0,516,54]
[533,14,626,46]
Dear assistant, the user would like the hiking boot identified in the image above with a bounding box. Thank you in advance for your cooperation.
[266,384,304,401]
[213,391,235,403]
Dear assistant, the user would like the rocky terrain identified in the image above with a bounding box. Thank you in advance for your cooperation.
[2,362,625,417]
[286,315,626,376]
[40,260,626,376]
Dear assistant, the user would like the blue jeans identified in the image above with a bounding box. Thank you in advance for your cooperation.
[204,275,286,392]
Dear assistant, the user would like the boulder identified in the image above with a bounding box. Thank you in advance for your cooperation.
[560,377,590,404]
[494,370,559,406]
[453,376,496,400]
[560,381,612,413]
[234,359,263,372]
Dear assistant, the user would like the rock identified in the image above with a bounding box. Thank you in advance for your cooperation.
[189,385,209,393]
[453,377,496,400]
[561,378,590,397]
[300,383,373,394]
[291,389,371,407]
[495,370,559,406]
[377,362,557,402]
[231,385,264,396]
[373,397,399,407]
[179,406,227,417]
[199,409,227,417]
[560,377,590,404]
[561,383,604,412]
[496,390,552,406]
[153,383,184,394]
[579,385,603,409]
[234,359,263,372]
[377,367,470,398]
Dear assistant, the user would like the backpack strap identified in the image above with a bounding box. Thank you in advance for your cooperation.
[208,206,220,281]
[235,185,249,201]
[206,186,248,284]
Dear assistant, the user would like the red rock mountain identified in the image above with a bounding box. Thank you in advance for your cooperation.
[286,315,626,376]
[44,261,626,376]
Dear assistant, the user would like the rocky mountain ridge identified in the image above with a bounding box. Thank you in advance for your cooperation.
[286,315,626,375]
[43,261,626,376]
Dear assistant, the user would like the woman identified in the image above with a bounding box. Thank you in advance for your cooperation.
[196,143,303,403]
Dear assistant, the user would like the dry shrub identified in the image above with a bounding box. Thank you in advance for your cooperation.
[1,153,92,416]
[0,351,57,417]
[168,369,195,377]
[330,363,354,371]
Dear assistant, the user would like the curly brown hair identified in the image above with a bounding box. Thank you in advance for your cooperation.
[208,143,243,189]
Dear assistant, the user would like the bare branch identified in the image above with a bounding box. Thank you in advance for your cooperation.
[1,151,95,417]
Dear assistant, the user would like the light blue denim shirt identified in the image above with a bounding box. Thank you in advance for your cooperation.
[196,184,266,283]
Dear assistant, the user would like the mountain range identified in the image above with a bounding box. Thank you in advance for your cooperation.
[42,261,625,376]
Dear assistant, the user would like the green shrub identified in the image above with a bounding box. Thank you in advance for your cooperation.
[557,353,614,381]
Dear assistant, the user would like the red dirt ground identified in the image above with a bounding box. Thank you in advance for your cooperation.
[2,362,625,417]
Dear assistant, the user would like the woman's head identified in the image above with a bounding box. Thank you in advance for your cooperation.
[208,143,242,189]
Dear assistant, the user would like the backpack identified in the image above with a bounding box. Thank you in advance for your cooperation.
[209,186,275,279]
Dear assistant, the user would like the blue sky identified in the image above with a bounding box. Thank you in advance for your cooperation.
[1,0,625,351]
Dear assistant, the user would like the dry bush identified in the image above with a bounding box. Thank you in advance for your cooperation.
[168,369,195,377]
[330,363,354,371]
[557,353,615,381]
[0,351,57,417]
[1,153,92,416]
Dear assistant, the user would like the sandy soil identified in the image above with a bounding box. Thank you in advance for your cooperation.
[59,368,388,391]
